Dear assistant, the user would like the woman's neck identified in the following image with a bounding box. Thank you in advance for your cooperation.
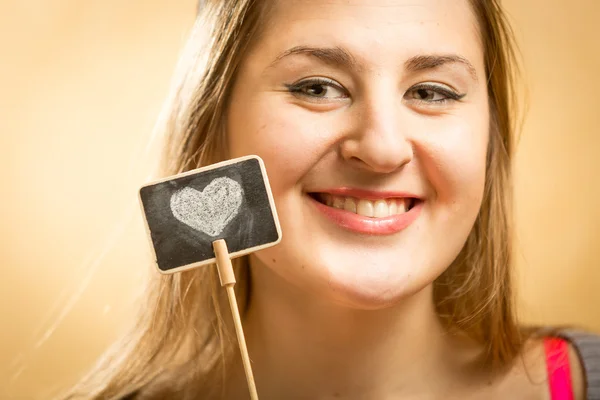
[224,256,485,399]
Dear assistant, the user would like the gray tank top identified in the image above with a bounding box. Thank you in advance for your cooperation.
[563,331,600,399]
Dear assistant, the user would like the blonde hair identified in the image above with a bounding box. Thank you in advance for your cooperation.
[63,0,524,398]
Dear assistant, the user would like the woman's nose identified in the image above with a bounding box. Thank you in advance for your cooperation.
[339,96,413,174]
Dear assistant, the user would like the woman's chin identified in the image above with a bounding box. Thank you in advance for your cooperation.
[319,270,426,311]
[251,247,438,311]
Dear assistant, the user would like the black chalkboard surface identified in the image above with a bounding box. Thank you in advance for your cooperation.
[139,155,282,273]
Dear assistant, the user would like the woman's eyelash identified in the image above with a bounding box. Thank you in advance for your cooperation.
[284,78,347,99]
[406,83,466,103]
[284,78,465,104]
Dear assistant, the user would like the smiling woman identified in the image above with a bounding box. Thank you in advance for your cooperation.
[59,1,598,399]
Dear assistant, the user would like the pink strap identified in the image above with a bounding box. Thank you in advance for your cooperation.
[544,337,574,400]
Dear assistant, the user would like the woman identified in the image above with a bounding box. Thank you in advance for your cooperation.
[64,0,599,399]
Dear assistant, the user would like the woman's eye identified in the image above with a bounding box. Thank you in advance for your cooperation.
[405,84,465,104]
[286,78,348,100]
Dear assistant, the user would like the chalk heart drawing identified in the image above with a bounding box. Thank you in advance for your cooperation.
[170,177,243,237]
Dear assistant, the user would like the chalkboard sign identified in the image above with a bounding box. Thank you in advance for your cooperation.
[139,155,282,273]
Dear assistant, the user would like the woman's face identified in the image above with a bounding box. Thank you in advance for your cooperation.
[227,0,489,309]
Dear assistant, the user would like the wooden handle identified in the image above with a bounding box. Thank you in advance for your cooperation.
[225,285,258,400]
[213,239,236,286]
[212,239,259,400]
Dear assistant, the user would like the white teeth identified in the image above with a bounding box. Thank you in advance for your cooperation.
[356,199,374,217]
[333,196,345,209]
[325,195,333,207]
[397,198,407,213]
[318,194,413,218]
[373,200,388,218]
[389,199,398,215]
[344,197,357,213]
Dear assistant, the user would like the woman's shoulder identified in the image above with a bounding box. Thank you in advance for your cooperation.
[493,330,594,400]
[560,330,600,400]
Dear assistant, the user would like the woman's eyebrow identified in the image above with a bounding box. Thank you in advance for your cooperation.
[267,45,361,71]
[266,45,478,82]
[405,54,478,82]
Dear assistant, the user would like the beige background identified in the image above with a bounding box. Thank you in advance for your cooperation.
[1,1,598,398]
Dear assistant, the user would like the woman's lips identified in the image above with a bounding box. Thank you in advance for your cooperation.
[308,194,423,235]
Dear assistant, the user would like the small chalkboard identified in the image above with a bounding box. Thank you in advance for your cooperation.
[139,155,282,274]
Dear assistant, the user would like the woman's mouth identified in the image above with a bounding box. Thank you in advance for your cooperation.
[307,192,423,235]
[312,193,416,218]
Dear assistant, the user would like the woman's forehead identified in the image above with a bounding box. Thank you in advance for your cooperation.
[250,0,483,73]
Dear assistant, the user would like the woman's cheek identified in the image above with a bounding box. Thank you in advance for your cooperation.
[417,118,488,206]
[238,107,339,191]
